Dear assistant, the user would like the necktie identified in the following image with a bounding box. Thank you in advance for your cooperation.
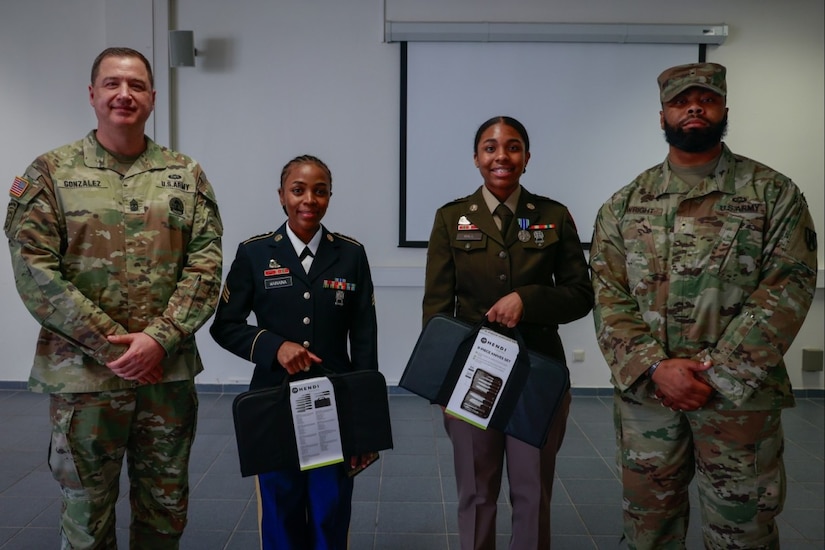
[299,246,313,272]
[494,203,513,237]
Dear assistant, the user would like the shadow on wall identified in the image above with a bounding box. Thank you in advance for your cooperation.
[200,37,234,72]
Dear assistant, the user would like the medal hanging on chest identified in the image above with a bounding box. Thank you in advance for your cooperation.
[517,218,530,242]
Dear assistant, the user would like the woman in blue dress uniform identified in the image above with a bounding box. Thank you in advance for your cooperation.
[210,155,378,549]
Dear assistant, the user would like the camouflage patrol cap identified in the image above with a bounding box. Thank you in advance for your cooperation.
[658,62,726,103]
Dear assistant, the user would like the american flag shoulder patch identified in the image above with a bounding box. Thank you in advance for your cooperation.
[10,177,29,198]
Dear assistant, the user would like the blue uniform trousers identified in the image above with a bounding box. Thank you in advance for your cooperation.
[256,464,353,549]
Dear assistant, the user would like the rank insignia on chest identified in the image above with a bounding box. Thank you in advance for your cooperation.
[169,197,184,216]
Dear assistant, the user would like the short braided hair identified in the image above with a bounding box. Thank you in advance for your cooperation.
[279,155,333,188]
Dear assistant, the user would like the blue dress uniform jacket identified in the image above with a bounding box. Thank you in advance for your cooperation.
[211,223,378,388]
[210,222,378,549]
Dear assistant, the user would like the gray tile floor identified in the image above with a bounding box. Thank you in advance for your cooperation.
[0,388,822,549]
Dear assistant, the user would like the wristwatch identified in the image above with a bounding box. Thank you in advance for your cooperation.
[648,360,663,378]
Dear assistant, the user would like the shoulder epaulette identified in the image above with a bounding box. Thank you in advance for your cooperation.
[530,193,554,202]
[241,232,277,245]
[333,232,363,247]
[442,195,471,208]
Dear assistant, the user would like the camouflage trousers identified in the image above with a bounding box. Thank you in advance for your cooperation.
[48,380,198,549]
[614,391,785,550]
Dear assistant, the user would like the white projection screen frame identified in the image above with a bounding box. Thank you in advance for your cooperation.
[399,41,701,247]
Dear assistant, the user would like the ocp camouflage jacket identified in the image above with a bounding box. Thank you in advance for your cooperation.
[5,131,223,393]
[591,144,817,409]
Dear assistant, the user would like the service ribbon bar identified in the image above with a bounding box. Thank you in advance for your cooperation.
[323,278,356,291]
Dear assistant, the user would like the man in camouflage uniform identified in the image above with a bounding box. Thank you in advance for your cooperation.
[4,47,223,548]
[590,62,817,549]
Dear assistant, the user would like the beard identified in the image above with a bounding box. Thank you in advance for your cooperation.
[663,114,728,153]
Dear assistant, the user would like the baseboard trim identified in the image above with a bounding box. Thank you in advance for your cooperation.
[0,381,821,399]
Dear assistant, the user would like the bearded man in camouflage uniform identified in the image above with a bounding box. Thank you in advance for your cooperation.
[590,62,817,549]
[4,47,223,548]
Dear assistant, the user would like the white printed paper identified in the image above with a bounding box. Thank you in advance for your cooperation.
[289,377,344,470]
[445,328,519,429]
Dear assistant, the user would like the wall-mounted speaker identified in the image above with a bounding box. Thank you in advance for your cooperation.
[169,30,196,67]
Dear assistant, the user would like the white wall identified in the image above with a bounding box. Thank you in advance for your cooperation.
[0,0,822,390]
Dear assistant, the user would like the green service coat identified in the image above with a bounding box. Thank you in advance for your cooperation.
[423,185,593,362]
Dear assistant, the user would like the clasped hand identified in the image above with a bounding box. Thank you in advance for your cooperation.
[106,333,165,385]
[652,358,714,411]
